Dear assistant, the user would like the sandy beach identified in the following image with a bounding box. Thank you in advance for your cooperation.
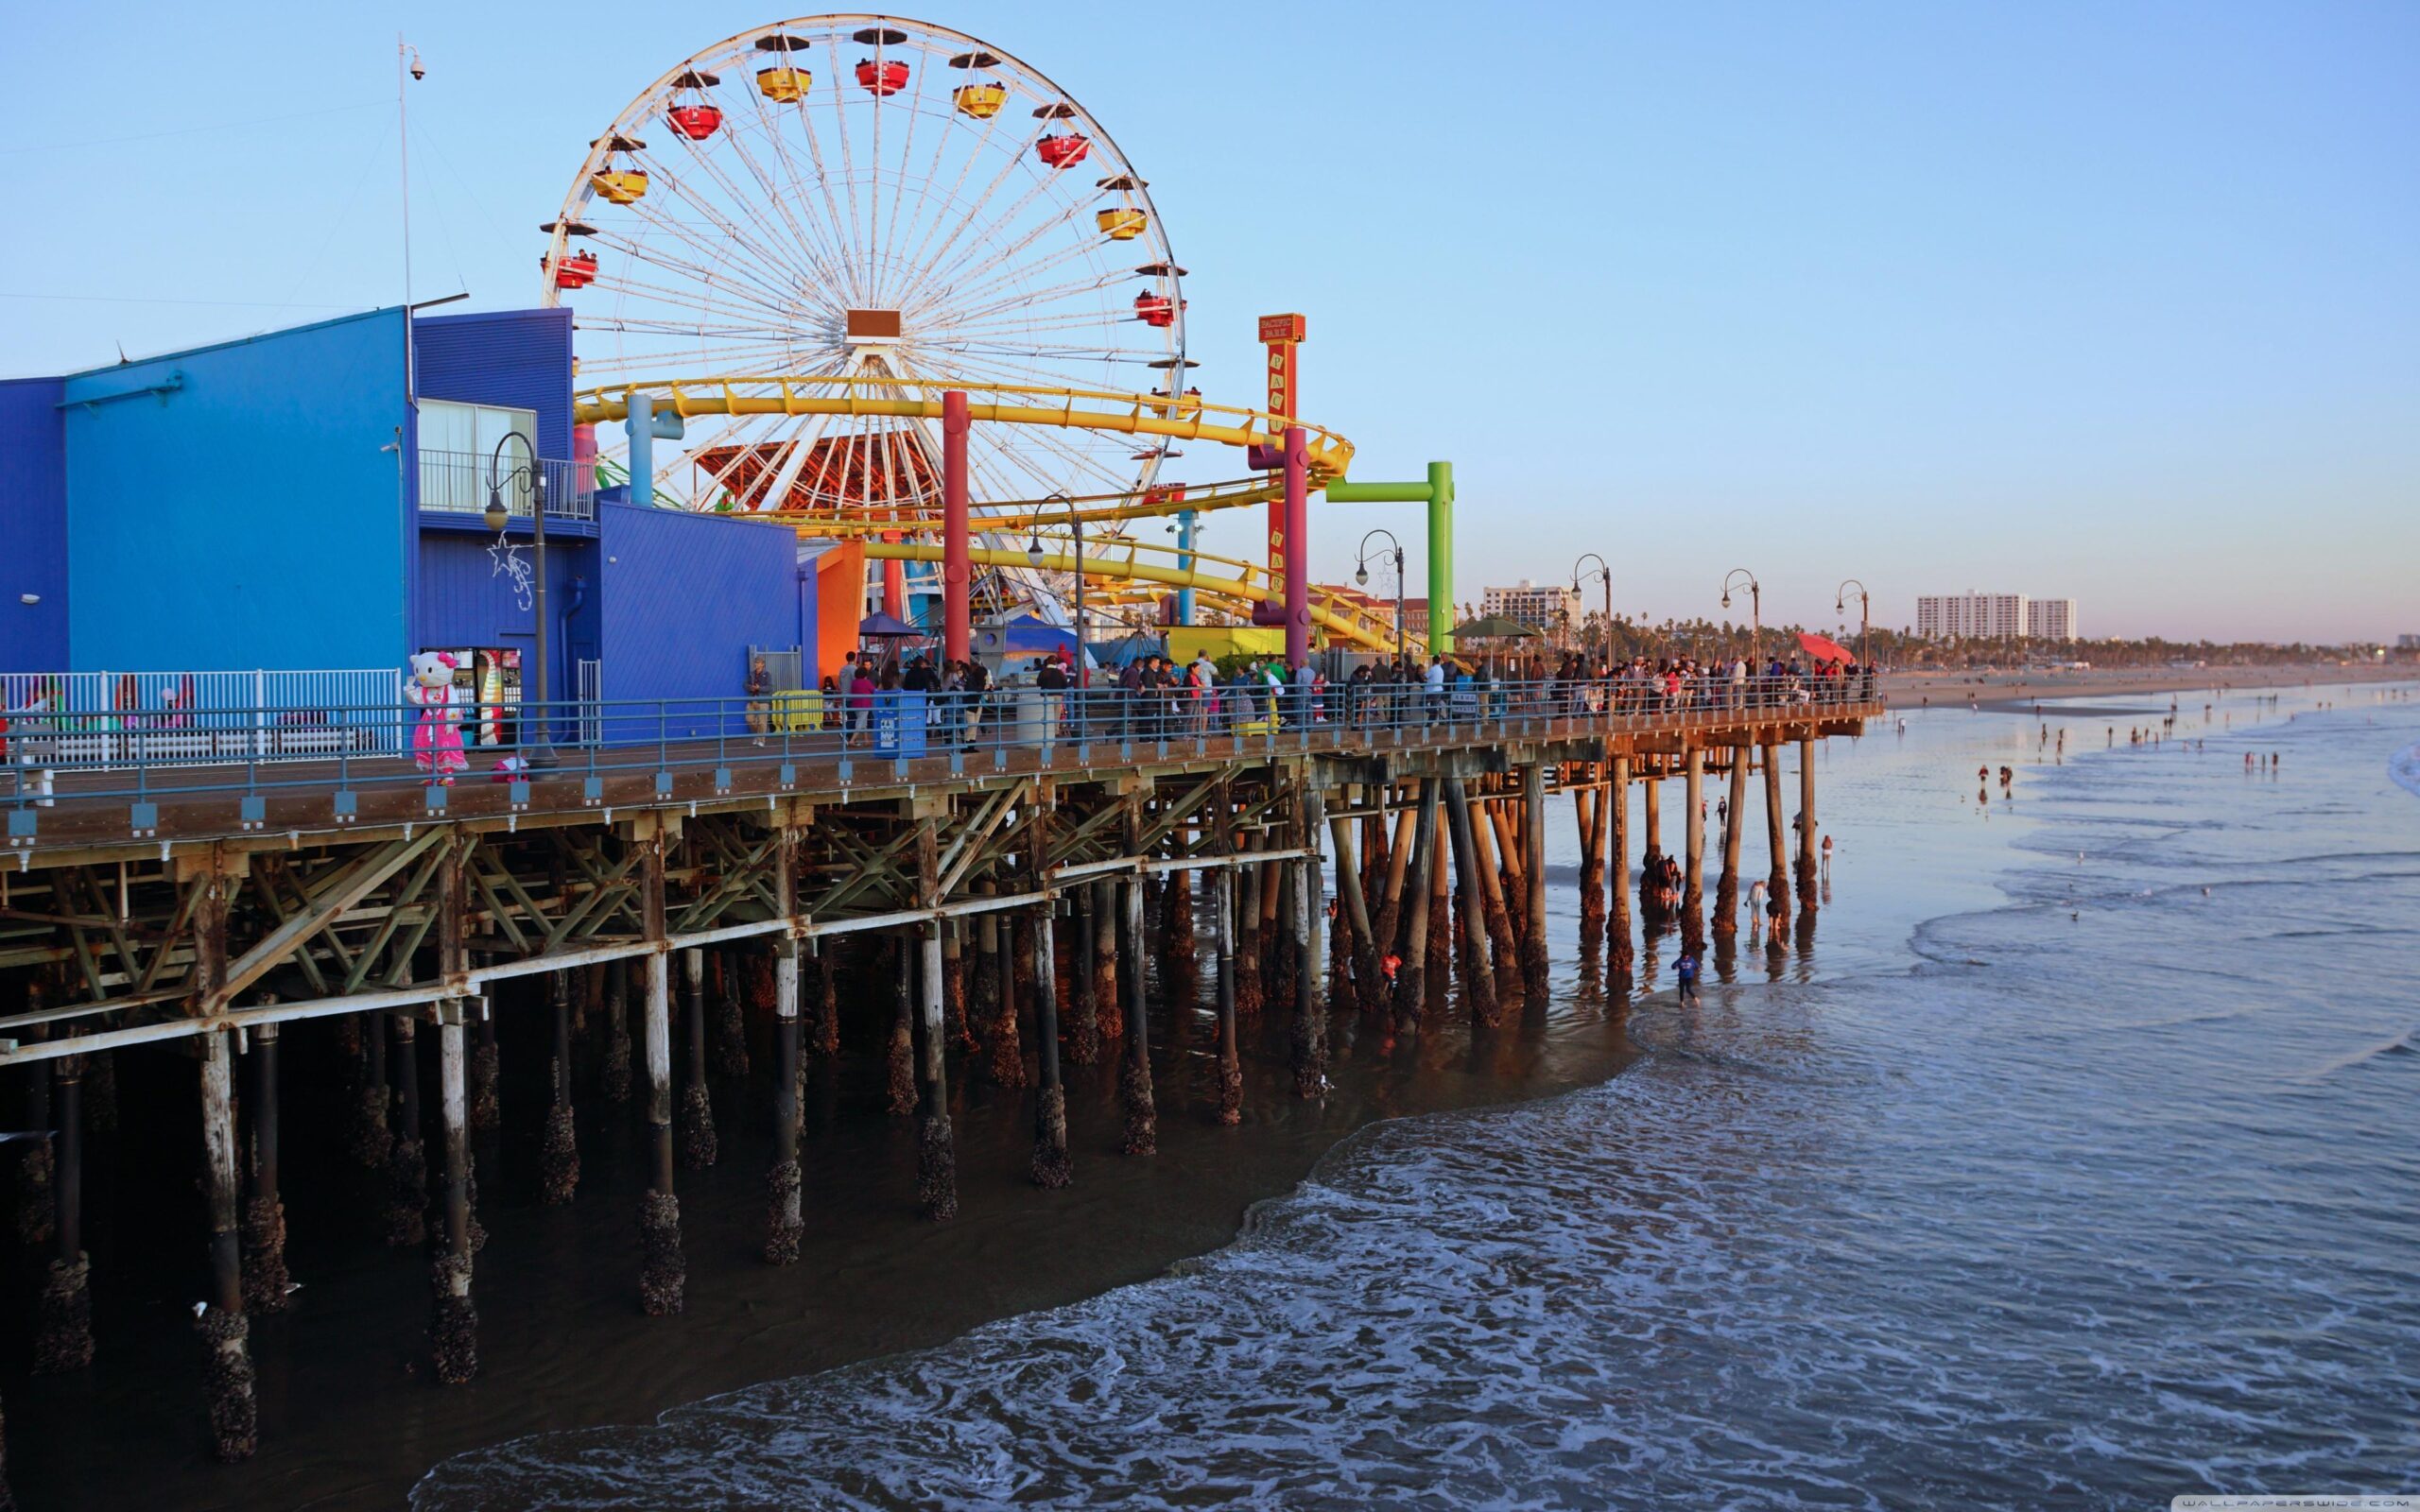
[1881,662,2413,713]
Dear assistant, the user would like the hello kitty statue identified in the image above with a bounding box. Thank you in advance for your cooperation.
[408,652,467,782]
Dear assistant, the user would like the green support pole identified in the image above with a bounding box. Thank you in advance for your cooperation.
[1426,460,1454,654]
[1322,460,1454,653]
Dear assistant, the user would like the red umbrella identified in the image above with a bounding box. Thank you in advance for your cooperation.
[1798,631,1855,663]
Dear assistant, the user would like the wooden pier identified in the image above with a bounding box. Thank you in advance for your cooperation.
[0,693,1874,1477]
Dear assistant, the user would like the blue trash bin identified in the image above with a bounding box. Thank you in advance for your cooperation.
[871,690,929,758]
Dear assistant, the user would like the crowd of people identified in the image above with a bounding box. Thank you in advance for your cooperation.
[756,644,1879,748]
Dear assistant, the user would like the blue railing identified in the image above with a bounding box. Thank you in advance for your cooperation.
[2,673,1881,838]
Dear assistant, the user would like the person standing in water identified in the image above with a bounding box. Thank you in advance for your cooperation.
[1675,948,1702,1005]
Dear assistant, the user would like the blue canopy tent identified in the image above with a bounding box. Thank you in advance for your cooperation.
[1099,632,1167,669]
[983,613,1077,659]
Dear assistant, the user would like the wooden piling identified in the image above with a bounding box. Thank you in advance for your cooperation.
[36,1054,94,1373]
[198,1027,256,1462]
[1235,837,1265,1018]
[239,1024,288,1316]
[432,1006,477,1384]
[885,936,917,1116]
[1092,878,1124,1041]
[1443,777,1502,1027]
[1069,883,1102,1064]
[679,948,717,1169]
[1329,801,1380,1017]
[1523,764,1550,991]
[1715,746,1748,939]
[600,955,632,1103]
[385,1013,426,1248]
[639,833,683,1316]
[1762,741,1791,935]
[1472,799,1524,996]
[1029,906,1072,1187]
[983,885,1024,1088]
[1292,790,1329,1097]
[1796,734,1820,914]
[766,943,804,1263]
[540,970,579,1206]
[1683,747,1706,952]
[1394,779,1440,1024]
[1641,770,1664,924]
[1214,864,1243,1124]
[1119,869,1157,1155]
[713,947,750,1079]
[1608,755,1634,977]
[1576,780,1606,936]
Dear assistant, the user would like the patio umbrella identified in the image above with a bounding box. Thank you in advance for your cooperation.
[1449,614,1542,676]
[1798,631,1854,663]
[857,611,921,639]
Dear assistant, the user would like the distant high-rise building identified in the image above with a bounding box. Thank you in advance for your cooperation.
[1917,593,2029,641]
[1481,579,1581,632]
[2027,598,2080,642]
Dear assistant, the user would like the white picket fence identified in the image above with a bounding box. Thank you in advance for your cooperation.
[1,668,407,770]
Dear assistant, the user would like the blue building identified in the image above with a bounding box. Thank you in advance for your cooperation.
[1,304,812,738]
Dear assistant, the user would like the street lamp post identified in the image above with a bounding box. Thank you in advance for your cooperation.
[1573,553,1611,664]
[1836,577,1871,693]
[1720,567,1761,674]
[1355,527,1407,671]
[485,431,553,767]
[1027,491,1083,736]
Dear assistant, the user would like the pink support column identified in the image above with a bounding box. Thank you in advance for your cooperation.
[1284,425,1310,668]
[942,390,971,663]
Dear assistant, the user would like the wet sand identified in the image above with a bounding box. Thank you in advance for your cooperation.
[10,956,1642,1512]
[1882,662,2411,713]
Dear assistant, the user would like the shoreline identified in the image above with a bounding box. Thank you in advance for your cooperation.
[1881,662,2414,713]
[16,965,1647,1512]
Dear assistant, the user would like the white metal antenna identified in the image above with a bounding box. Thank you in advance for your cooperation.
[399,36,423,399]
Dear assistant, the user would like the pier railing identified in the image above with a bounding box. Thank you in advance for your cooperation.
[416,448,597,523]
[3,673,1878,842]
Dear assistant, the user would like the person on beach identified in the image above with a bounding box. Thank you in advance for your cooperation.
[1675,949,1702,1005]
[1820,833,1833,879]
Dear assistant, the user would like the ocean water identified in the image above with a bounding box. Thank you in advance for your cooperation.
[416,685,2420,1510]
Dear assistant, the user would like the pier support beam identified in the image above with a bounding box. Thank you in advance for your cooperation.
[638,834,684,1315]
[240,1025,288,1316]
[1640,772,1664,924]
[1394,779,1439,1025]
[1330,802,1379,1015]
[431,1005,477,1384]
[1715,747,1748,940]
[1796,735,1820,915]
[886,936,917,1116]
[352,996,390,1167]
[766,943,804,1263]
[601,956,632,1105]
[1443,777,1501,1027]
[1763,742,1791,936]
[1235,841,1265,1018]
[1292,790,1328,1097]
[36,1055,94,1373]
[1523,765,1550,992]
[766,830,804,1262]
[1092,879,1124,1041]
[386,1013,426,1248]
[1069,884,1101,1065]
[983,887,1024,1089]
[1215,864,1243,1123]
[1608,756,1634,978]
[1029,907,1072,1186]
[679,949,717,1169]
[916,823,959,1219]
[199,1028,256,1462]
[541,971,579,1206]
[1119,869,1157,1155]
[1683,748,1706,953]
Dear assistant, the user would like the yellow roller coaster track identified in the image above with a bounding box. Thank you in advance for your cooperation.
[575,376,1419,654]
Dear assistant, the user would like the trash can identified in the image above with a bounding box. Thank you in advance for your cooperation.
[871,690,928,758]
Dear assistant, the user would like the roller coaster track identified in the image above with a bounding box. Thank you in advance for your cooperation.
[574,376,1419,654]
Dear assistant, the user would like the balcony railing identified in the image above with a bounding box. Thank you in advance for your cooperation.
[417,450,597,524]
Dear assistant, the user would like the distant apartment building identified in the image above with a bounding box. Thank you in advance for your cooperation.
[1915,592,2078,643]
[1917,593,2028,641]
[1481,579,1582,631]
[2026,598,2080,642]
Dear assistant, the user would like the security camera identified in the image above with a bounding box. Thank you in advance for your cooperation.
[411,62,426,80]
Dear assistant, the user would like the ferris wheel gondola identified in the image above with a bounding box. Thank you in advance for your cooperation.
[540,15,1189,533]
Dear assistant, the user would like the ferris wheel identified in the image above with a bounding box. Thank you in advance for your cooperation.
[540,15,1190,521]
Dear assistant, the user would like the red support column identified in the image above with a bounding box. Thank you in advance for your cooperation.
[1284,424,1310,668]
[942,390,971,663]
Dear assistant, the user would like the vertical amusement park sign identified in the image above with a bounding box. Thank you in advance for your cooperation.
[1260,313,1306,593]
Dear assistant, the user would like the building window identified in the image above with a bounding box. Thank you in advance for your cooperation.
[420,400,538,516]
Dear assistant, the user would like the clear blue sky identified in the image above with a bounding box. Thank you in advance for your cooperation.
[5,1,2412,643]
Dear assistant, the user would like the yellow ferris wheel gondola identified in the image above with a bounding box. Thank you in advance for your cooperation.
[588,133,648,205]
[754,31,812,100]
